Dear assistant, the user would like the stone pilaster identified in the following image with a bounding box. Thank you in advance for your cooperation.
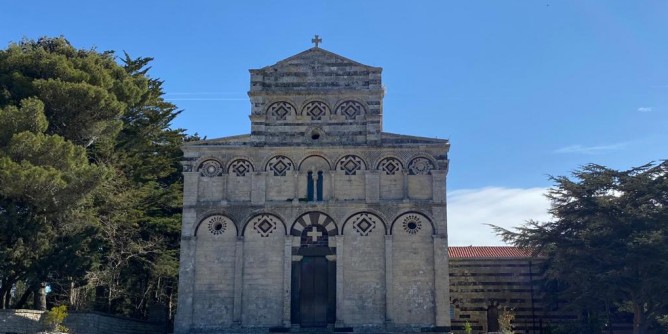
[174,236,195,334]
[365,170,380,204]
[384,235,393,325]
[233,237,244,324]
[335,236,344,327]
[283,236,292,327]
[182,172,199,206]
[251,172,266,205]
[433,234,451,329]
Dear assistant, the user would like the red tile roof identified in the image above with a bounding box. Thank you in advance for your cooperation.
[448,246,533,259]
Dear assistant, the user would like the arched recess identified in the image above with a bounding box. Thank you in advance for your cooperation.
[333,155,367,200]
[266,101,296,121]
[265,155,295,201]
[196,158,226,201]
[227,158,253,202]
[334,100,366,120]
[241,213,286,325]
[290,211,338,238]
[407,156,436,175]
[406,155,436,200]
[297,155,331,172]
[192,215,238,326]
[298,156,331,201]
[390,212,435,325]
[335,155,367,176]
[301,100,331,120]
[197,158,224,177]
[340,212,386,324]
[227,158,254,177]
[376,156,404,200]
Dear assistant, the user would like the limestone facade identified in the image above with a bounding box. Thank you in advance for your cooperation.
[175,46,451,333]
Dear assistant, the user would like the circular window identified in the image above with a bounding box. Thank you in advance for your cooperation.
[207,216,228,236]
[311,131,320,140]
[402,215,423,235]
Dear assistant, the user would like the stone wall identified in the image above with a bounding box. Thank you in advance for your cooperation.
[0,309,165,334]
[448,250,633,334]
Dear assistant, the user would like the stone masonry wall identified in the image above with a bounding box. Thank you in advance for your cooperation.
[341,213,386,325]
[0,309,164,334]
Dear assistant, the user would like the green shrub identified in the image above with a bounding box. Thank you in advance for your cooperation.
[44,305,69,332]
[464,320,473,334]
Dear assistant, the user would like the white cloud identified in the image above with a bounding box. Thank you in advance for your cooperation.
[637,107,652,113]
[447,187,551,246]
[553,142,628,154]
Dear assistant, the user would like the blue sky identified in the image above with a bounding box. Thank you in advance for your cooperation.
[2,1,666,244]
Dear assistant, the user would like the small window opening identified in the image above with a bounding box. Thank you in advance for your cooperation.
[316,171,324,201]
[307,172,314,201]
[311,130,320,140]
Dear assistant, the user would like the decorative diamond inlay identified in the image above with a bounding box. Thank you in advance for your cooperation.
[348,213,381,236]
[335,101,365,120]
[336,155,365,175]
[267,156,293,176]
[378,157,403,175]
[229,159,253,176]
[250,214,280,237]
[267,101,296,120]
[303,101,330,120]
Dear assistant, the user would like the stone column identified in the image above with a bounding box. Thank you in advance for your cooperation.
[335,236,344,327]
[313,172,319,201]
[384,235,393,326]
[292,171,299,204]
[433,234,451,330]
[233,236,244,325]
[283,236,292,327]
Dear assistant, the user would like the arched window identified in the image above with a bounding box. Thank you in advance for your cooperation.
[316,171,324,201]
[307,172,314,201]
[306,171,324,202]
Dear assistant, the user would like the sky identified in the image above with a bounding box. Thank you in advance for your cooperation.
[2,1,666,245]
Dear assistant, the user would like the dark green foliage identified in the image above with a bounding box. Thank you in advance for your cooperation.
[0,37,186,321]
[492,161,668,334]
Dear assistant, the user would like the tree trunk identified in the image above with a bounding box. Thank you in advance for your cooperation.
[36,282,47,310]
[14,283,36,309]
[0,287,6,309]
[632,301,646,334]
[0,277,16,309]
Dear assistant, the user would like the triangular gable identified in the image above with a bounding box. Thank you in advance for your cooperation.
[256,47,381,71]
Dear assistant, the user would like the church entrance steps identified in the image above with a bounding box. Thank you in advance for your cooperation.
[186,327,452,334]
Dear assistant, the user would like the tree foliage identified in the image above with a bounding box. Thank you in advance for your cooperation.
[492,161,668,334]
[0,37,186,322]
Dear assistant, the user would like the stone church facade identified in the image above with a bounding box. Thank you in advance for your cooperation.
[175,44,451,333]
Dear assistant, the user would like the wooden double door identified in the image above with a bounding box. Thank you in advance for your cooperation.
[291,255,336,327]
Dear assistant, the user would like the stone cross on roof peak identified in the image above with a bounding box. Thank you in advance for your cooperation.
[311,35,322,48]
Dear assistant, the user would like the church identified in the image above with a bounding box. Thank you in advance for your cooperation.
[174,37,452,333]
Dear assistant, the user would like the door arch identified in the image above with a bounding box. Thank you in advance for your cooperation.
[290,212,337,327]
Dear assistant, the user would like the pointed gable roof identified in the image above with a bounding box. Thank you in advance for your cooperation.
[249,47,382,92]
[258,47,380,70]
